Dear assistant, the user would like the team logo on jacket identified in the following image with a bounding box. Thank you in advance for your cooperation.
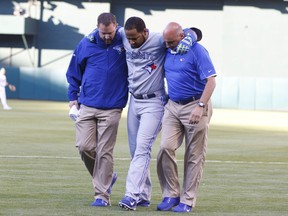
[86,35,95,42]
[143,63,157,74]
[113,45,125,54]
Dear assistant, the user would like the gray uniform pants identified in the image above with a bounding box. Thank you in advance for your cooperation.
[125,96,166,201]
[157,99,212,207]
[76,105,122,203]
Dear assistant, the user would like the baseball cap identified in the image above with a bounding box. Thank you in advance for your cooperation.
[191,27,202,42]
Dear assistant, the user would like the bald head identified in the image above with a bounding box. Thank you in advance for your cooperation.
[163,22,183,37]
[163,22,184,50]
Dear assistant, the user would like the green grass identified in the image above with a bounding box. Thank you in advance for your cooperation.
[0,100,287,216]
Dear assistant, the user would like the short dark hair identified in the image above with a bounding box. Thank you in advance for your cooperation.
[124,16,146,33]
[97,12,117,26]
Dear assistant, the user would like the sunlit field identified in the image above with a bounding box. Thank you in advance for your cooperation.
[0,100,287,216]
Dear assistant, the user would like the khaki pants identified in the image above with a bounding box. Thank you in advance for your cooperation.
[157,100,212,207]
[75,105,122,203]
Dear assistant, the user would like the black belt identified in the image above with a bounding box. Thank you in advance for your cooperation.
[131,93,156,99]
[172,94,201,105]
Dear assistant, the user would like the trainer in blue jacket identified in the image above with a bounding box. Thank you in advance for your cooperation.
[66,12,128,207]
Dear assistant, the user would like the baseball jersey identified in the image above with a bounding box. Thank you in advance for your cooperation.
[119,28,167,95]
[164,43,216,101]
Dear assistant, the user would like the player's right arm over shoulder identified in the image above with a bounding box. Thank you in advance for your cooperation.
[118,27,126,40]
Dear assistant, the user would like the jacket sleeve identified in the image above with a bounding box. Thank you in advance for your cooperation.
[66,41,86,101]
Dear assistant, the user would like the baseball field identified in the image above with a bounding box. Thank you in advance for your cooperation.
[0,100,287,216]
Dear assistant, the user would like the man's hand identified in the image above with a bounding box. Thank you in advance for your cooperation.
[69,100,79,109]
[176,28,198,54]
[188,106,203,124]
[176,35,193,54]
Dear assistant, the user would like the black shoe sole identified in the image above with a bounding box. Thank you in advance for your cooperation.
[119,203,136,211]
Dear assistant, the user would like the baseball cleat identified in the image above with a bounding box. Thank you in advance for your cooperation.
[91,198,110,207]
[157,197,180,211]
[173,203,192,212]
[137,199,150,207]
[118,196,137,210]
[107,172,118,195]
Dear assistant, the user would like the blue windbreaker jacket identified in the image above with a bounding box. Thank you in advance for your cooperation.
[66,27,128,109]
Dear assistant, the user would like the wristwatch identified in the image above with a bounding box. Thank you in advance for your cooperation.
[197,101,205,108]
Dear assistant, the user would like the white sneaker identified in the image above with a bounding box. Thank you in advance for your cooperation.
[69,105,79,121]
[3,106,12,110]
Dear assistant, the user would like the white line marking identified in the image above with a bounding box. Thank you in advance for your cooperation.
[0,155,287,165]
[206,160,288,165]
[0,155,79,160]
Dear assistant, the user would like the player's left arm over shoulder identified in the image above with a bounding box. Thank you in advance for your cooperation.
[176,27,202,54]
[184,27,202,43]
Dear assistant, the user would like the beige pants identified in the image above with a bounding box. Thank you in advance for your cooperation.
[157,99,212,207]
[75,105,122,203]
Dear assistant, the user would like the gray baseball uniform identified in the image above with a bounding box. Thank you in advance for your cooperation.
[120,28,167,202]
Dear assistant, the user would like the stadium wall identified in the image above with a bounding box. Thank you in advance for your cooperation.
[0,0,287,110]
